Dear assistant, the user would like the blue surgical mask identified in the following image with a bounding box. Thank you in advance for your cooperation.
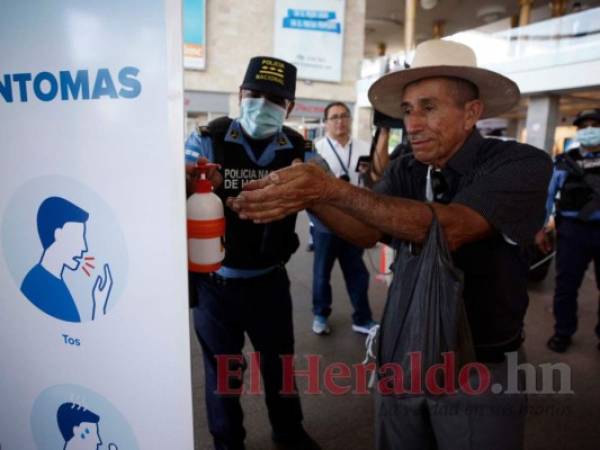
[576,126,600,148]
[239,97,286,139]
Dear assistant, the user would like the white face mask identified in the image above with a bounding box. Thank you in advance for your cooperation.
[239,97,286,139]
[576,126,600,148]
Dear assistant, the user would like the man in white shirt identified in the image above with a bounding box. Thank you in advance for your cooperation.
[310,102,376,335]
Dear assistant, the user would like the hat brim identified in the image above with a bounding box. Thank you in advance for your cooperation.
[368,65,520,119]
[239,81,295,101]
[574,112,600,127]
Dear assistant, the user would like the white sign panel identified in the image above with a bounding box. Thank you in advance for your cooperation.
[0,1,194,449]
[274,0,346,82]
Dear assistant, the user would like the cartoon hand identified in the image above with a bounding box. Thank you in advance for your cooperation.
[92,263,114,320]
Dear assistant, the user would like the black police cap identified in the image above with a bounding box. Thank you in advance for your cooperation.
[240,56,297,101]
[573,108,600,127]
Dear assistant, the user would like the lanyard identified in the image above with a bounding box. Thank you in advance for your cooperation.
[326,137,352,177]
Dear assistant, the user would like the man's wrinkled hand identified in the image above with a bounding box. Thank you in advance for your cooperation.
[227,162,334,223]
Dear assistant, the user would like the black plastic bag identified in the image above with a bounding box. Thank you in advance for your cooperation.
[377,207,475,395]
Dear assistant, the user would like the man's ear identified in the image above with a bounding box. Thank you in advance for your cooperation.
[53,227,63,244]
[285,101,295,119]
[464,99,483,130]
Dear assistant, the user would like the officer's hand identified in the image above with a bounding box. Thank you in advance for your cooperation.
[226,161,334,223]
[534,228,553,254]
[186,157,223,189]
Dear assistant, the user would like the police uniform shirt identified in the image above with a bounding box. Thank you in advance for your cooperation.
[185,119,299,169]
[545,146,600,222]
[185,118,313,278]
[373,130,553,353]
[315,135,370,186]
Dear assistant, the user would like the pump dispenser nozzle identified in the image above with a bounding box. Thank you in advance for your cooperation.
[195,161,220,194]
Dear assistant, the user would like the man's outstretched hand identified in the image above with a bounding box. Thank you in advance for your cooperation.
[227,160,334,223]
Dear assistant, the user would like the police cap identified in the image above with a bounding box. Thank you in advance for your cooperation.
[573,108,600,127]
[240,56,297,101]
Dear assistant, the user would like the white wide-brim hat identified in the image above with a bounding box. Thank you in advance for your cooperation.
[368,40,520,119]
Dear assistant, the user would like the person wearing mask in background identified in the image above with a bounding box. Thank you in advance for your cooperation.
[184,56,319,450]
[228,40,552,450]
[310,102,377,336]
[537,108,600,353]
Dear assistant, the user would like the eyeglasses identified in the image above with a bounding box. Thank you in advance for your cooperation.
[326,113,351,122]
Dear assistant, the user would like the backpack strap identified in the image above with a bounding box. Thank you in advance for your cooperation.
[282,125,312,161]
[562,152,600,220]
[203,116,233,167]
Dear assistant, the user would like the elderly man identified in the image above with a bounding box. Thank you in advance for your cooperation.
[229,40,552,450]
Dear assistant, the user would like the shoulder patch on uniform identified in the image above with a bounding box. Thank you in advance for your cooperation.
[229,128,240,140]
[197,125,211,137]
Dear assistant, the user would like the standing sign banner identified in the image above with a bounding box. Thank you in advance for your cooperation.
[184,0,207,70]
[0,1,195,449]
[273,0,346,82]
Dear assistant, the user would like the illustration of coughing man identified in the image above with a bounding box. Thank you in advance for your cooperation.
[57,402,118,450]
[20,196,113,322]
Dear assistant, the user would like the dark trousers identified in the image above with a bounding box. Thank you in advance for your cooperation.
[312,229,373,325]
[191,268,303,450]
[375,352,527,450]
[553,217,600,338]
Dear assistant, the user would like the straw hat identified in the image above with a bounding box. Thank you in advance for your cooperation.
[368,40,520,119]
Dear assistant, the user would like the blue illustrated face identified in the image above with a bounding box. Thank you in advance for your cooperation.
[71,421,102,450]
[55,222,89,271]
[72,422,102,450]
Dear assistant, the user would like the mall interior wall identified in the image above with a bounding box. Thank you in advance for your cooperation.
[184,0,367,136]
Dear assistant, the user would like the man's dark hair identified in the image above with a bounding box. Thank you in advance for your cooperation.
[36,197,89,250]
[323,102,351,120]
[446,77,479,107]
[57,402,100,441]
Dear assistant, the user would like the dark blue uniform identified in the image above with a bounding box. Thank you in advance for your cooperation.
[546,147,600,340]
[185,117,310,450]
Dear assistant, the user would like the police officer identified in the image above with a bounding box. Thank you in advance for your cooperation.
[184,57,319,450]
[538,108,600,353]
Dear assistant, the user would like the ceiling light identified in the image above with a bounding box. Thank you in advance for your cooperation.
[420,0,438,10]
[476,5,507,24]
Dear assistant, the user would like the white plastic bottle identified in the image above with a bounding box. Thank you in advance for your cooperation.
[187,162,225,272]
